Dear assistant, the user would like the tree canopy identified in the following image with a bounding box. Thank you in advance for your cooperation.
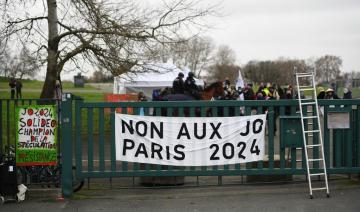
[0,0,217,98]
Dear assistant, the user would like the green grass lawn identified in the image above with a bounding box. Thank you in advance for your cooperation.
[0,76,97,90]
[0,77,107,101]
[0,91,106,102]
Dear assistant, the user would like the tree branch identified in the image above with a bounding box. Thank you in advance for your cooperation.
[7,16,48,25]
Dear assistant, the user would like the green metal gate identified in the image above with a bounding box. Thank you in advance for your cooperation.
[59,95,360,197]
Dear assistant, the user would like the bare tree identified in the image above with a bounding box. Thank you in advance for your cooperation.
[1,0,217,98]
[206,63,240,83]
[88,69,113,83]
[0,43,11,77]
[148,36,214,78]
[348,70,360,79]
[213,44,236,65]
[205,45,238,82]
[243,58,307,86]
[6,46,40,79]
[315,55,342,83]
[186,36,214,78]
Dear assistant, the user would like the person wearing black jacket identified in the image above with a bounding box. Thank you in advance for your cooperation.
[343,88,352,99]
[16,79,23,99]
[9,78,16,99]
[172,72,185,94]
[317,87,326,99]
[184,72,200,100]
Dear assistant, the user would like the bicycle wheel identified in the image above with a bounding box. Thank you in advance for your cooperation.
[39,166,58,187]
[72,166,84,193]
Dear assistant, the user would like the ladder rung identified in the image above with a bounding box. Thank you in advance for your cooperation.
[303,116,318,119]
[296,160,302,162]
[306,144,321,148]
[296,73,313,77]
[310,173,325,176]
[301,102,316,105]
[296,74,313,77]
[307,122,314,125]
[300,88,315,91]
[299,85,313,88]
[312,187,327,191]
[296,72,314,75]
[308,158,323,162]
[304,130,320,133]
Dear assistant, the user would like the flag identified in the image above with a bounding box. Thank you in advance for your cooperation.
[236,70,244,101]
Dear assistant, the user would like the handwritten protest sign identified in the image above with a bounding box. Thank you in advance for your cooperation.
[16,105,58,166]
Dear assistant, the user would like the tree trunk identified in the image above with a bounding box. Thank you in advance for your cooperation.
[40,0,59,99]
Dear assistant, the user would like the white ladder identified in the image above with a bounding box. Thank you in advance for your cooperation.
[295,71,330,199]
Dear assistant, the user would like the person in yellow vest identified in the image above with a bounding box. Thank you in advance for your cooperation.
[262,82,271,97]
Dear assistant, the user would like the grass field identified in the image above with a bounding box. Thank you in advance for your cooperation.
[0,77,107,101]
[0,77,96,90]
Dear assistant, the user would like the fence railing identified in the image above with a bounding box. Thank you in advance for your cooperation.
[1,97,360,197]
[59,96,360,196]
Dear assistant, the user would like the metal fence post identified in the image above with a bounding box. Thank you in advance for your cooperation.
[61,94,73,197]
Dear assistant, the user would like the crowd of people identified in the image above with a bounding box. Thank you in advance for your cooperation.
[233,82,352,101]
[317,87,352,100]
[8,74,352,102]
[143,72,354,102]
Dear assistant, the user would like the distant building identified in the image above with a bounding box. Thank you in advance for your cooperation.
[74,73,85,87]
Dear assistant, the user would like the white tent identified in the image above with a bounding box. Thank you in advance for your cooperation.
[113,63,204,99]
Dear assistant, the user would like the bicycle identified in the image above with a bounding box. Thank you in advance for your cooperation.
[5,146,84,193]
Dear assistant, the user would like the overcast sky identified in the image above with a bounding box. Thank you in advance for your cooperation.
[36,0,360,80]
[203,0,360,72]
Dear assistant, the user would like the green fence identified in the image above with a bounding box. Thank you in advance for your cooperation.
[1,97,359,197]
[59,96,360,197]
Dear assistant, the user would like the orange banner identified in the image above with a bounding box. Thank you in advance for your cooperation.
[104,94,138,114]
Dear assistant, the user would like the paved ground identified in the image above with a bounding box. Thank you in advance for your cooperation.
[2,177,360,212]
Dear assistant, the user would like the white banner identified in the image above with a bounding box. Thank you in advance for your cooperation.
[115,114,266,166]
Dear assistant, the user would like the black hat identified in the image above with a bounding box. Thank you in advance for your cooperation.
[188,72,194,77]
[178,72,184,77]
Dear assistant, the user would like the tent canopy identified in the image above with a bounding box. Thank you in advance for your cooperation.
[113,63,204,99]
